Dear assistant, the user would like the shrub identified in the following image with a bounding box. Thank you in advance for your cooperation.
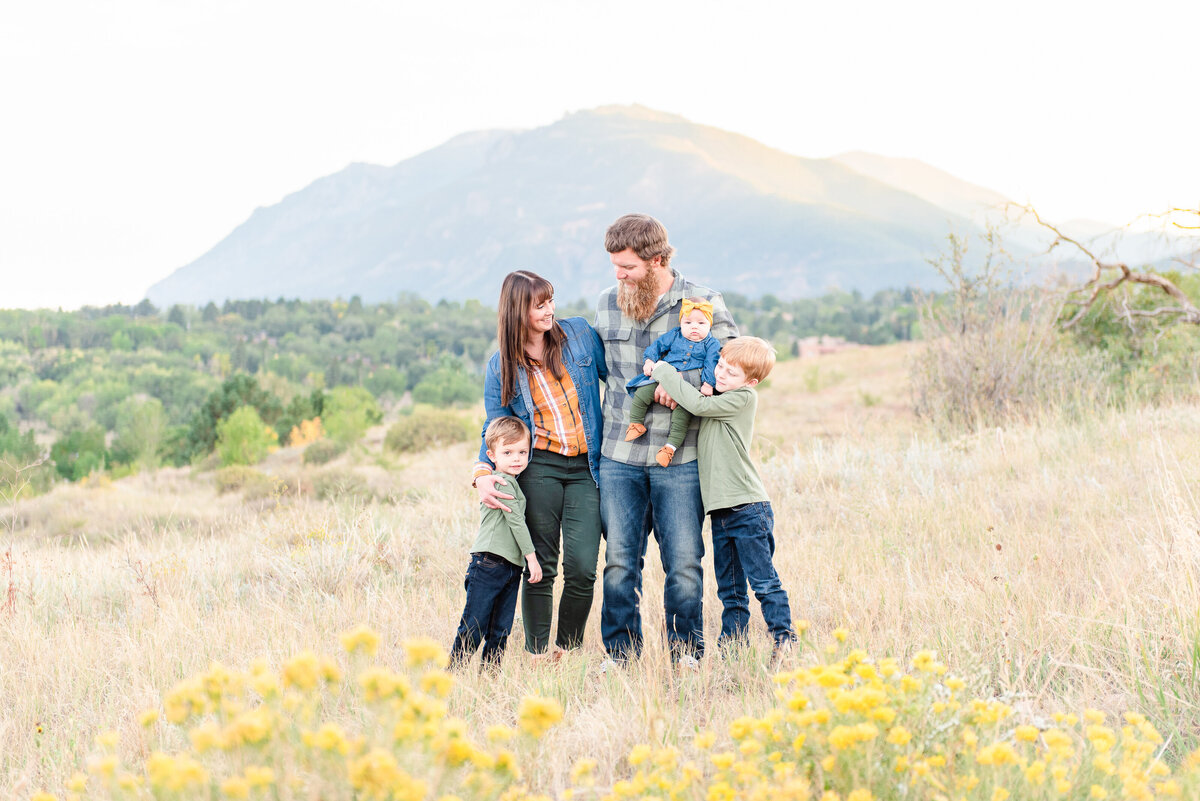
[50,425,107,482]
[311,468,372,501]
[215,406,278,466]
[41,632,562,801]
[909,230,1107,430]
[213,465,274,497]
[384,407,476,454]
[302,438,347,466]
[322,387,381,445]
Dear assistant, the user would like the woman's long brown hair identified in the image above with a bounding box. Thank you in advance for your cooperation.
[498,271,566,406]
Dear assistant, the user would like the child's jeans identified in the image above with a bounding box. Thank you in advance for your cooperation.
[450,552,523,668]
[709,501,795,645]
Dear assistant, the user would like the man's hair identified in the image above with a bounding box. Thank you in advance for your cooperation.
[721,337,776,383]
[605,213,676,268]
[485,416,529,450]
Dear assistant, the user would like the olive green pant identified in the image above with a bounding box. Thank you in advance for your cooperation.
[517,449,602,653]
[630,382,692,449]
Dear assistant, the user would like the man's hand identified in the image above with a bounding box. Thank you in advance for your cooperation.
[526,553,543,584]
[475,474,515,512]
[643,358,655,377]
[700,382,714,396]
[653,383,677,409]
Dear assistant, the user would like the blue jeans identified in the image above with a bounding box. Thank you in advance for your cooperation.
[599,456,706,660]
[710,502,794,645]
[450,552,523,668]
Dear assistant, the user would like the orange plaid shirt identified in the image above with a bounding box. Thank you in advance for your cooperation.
[473,360,588,482]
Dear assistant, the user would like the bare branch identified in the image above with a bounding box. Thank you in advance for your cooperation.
[1011,203,1200,328]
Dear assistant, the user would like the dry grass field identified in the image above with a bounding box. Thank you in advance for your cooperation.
[3,342,1200,797]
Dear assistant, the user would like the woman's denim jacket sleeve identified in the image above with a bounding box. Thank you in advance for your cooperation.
[477,316,608,487]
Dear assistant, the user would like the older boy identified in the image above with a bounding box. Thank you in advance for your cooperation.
[651,336,796,659]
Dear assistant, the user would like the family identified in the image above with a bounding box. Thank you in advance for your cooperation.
[449,213,796,671]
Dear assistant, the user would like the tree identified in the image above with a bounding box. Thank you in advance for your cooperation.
[215,406,277,466]
[322,386,382,445]
[110,396,168,470]
[183,374,282,461]
[50,425,107,481]
[1018,205,1200,327]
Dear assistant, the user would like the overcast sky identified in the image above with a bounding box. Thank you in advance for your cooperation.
[2,0,1197,309]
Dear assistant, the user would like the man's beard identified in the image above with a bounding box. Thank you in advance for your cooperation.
[617,270,661,321]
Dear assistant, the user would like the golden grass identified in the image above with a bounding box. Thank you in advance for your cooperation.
[3,343,1199,796]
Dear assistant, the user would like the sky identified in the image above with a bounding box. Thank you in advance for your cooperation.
[2,0,1198,309]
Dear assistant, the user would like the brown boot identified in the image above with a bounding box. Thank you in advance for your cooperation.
[656,445,676,467]
[624,423,647,442]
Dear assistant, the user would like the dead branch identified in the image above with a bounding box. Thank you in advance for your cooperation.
[1013,204,1200,328]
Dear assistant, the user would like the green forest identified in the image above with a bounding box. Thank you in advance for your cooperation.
[0,289,920,494]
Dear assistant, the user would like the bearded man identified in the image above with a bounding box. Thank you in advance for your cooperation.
[594,213,738,666]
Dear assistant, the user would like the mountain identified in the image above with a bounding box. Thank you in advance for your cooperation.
[147,106,998,305]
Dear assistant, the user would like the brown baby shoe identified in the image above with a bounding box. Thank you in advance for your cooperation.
[656,445,675,467]
[624,423,647,442]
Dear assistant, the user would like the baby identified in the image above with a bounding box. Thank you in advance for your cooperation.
[624,297,722,467]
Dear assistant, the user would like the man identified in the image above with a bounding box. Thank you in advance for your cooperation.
[595,213,738,665]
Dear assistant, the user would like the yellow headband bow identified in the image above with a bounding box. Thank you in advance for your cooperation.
[680,298,714,326]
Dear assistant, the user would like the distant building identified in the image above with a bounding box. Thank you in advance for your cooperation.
[796,335,859,359]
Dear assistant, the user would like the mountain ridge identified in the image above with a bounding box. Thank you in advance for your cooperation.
[148,106,1021,305]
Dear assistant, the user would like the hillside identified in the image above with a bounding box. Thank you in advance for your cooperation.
[147,106,983,305]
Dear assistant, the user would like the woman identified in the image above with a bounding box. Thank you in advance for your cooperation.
[473,270,607,659]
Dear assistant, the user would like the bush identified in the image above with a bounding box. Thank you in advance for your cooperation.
[322,387,382,445]
[384,407,476,454]
[213,465,274,497]
[311,468,372,500]
[909,230,1107,430]
[50,425,107,482]
[215,406,278,466]
[302,438,347,466]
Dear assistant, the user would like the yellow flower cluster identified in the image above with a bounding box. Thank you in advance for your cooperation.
[568,634,1200,801]
[40,627,562,801]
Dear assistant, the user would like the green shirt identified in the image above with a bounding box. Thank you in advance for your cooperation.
[469,472,536,567]
[652,363,769,514]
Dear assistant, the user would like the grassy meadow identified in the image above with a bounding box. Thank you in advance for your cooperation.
[3,342,1200,797]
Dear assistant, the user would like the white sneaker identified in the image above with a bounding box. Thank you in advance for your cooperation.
[676,654,700,672]
[599,657,621,675]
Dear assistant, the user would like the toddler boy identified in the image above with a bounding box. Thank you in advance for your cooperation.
[450,416,542,669]
[651,336,796,660]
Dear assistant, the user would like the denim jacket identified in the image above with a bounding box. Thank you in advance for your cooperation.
[478,316,608,487]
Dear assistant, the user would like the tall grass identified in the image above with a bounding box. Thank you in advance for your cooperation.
[2,345,1199,796]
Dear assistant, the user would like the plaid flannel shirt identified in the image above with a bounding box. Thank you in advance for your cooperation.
[594,270,738,467]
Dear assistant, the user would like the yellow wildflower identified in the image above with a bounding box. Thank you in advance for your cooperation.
[571,758,598,784]
[887,726,912,746]
[65,774,87,793]
[403,637,449,668]
[281,651,321,690]
[139,708,159,728]
[220,776,251,799]
[244,766,274,787]
[1090,786,1108,799]
[518,696,563,737]
[832,627,849,642]
[694,730,717,750]
[420,671,454,698]
[1014,725,1039,742]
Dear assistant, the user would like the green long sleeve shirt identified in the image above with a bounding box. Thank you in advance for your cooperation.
[469,472,536,567]
[652,363,769,514]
